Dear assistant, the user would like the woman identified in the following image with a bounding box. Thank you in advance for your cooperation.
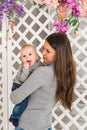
[10,32,76,130]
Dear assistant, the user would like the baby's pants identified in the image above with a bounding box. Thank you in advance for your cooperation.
[15,127,52,130]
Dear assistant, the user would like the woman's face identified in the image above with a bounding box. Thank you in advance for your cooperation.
[42,41,56,65]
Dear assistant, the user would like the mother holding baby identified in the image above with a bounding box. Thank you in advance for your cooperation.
[10,32,76,130]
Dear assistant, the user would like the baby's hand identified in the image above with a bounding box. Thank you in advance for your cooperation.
[23,63,29,69]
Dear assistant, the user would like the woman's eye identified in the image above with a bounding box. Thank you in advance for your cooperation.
[47,50,50,53]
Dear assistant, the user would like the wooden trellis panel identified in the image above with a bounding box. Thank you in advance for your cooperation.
[0,0,87,130]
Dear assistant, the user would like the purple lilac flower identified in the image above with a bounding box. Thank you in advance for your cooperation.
[54,19,68,33]
[5,0,14,11]
[58,0,67,3]
[5,0,14,2]
[0,0,24,31]
[0,4,4,13]
[15,4,24,16]
[67,0,80,16]
[72,6,80,17]
[0,3,4,29]
[58,0,80,17]
[71,2,80,17]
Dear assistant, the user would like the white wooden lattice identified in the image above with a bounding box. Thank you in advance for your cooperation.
[0,0,87,130]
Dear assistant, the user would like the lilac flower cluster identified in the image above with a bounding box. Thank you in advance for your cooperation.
[54,20,68,33]
[55,0,80,33]
[58,0,67,3]
[0,3,4,29]
[0,0,24,30]
[33,0,80,34]
[15,4,24,16]
[58,0,80,17]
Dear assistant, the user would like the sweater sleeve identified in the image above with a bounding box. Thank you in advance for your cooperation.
[15,65,30,83]
[10,66,47,104]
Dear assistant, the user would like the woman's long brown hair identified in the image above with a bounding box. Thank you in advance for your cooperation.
[46,32,76,110]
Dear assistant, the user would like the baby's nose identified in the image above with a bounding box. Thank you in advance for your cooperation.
[26,55,30,58]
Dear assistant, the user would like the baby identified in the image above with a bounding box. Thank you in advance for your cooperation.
[9,44,42,127]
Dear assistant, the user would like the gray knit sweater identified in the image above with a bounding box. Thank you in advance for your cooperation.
[14,60,42,84]
[10,63,57,130]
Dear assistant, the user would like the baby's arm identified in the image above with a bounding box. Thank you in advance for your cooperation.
[15,64,30,83]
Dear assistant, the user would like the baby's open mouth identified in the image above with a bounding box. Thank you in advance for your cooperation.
[27,60,31,65]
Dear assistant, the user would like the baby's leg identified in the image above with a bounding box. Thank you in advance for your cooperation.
[15,127,24,130]
[48,127,52,130]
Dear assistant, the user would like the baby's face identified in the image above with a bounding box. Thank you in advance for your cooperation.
[21,46,38,66]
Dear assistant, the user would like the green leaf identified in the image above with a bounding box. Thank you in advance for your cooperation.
[69,19,78,26]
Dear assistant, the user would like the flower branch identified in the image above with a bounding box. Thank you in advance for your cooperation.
[0,0,24,31]
[33,0,80,34]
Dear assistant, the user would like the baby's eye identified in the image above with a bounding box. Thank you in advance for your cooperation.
[23,55,26,57]
[29,53,32,56]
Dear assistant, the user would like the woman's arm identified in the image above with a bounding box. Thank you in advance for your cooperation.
[10,66,47,104]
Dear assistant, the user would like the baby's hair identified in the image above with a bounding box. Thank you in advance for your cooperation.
[21,44,36,51]
[21,44,38,54]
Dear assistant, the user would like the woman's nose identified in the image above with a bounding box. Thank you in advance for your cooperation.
[42,50,46,56]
